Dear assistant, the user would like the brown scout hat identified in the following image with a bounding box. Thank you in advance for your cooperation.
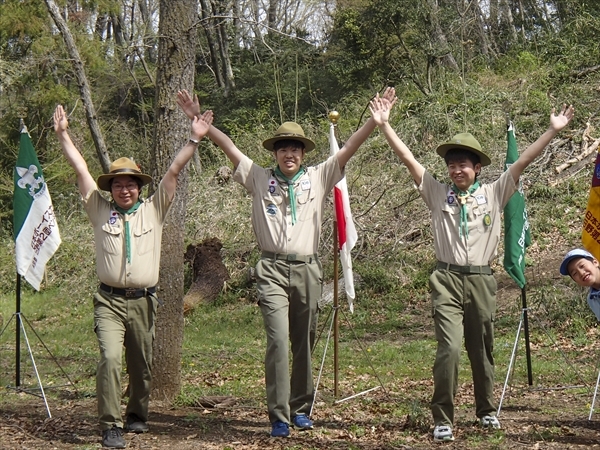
[262,122,316,152]
[96,157,152,191]
[435,132,492,167]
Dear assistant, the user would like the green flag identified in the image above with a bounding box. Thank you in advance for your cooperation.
[503,122,531,288]
[13,126,61,290]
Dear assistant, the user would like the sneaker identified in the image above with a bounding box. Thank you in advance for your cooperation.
[292,414,314,430]
[125,414,149,433]
[433,425,454,442]
[270,420,290,437]
[480,415,501,429]
[102,426,126,448]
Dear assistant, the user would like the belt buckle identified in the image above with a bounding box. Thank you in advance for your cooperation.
[287,254,297,261]
[125,288,138,298]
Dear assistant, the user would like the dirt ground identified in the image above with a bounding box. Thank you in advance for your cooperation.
[3,253,600,449]
[2,378,600,449]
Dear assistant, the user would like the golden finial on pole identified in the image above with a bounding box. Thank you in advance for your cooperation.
[328,110,340,125]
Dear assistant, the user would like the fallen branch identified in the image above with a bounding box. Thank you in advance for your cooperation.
[555,138,600,174]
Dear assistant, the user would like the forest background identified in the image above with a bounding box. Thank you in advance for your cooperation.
[2,0,600,448]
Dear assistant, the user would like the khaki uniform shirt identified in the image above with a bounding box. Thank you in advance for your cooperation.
[83,181,172,288]
[233,154,343,255]
[419,169,517,266]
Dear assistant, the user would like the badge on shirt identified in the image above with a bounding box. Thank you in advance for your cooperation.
[268,177,278,194]
[447,189,457,206]
[475,194,487,205]
[483,213,492,227]
[266,203,277,216]
[108,209,119,225]
[301,179,311,191]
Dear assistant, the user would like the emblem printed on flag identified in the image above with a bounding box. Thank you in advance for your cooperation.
[329,123,358,312]
[14,127,61,290]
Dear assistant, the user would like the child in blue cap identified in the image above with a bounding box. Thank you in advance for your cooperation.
[560,248,600,320]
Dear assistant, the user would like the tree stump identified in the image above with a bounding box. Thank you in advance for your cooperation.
[184,238,229,313]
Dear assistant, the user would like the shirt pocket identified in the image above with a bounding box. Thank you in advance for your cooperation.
[296,189,316,221]
[133,223,155,256]
[100,223,122,255]
[263,193,283,220]
[440,202,460,220]
[470,205,489,233]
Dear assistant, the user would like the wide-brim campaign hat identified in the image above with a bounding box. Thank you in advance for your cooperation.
[559,248,595,276]
[97,157,152,191]
[262,121,315,152]
[436,132,492,167]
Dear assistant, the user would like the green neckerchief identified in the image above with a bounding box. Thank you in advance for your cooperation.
[114,201,142,264]
[452,181,480,239]
[274,166,306,225]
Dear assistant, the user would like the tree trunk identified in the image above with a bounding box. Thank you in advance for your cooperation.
[199,0,225,88]
[500,0,518,44]
[214,0,235,96]
[44,0,111,173]
[151,0,197,401]
[426,0,458,71]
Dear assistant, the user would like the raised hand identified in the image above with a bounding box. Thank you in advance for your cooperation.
[550,104,575,132]
[177,90,201,120]
[191,110,213,139]
[53,105,68,133]
[381,86,397,108]
[369,94,392,126]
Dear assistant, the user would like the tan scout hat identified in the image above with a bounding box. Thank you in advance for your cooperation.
[262,122,316,152]
[97,157,152,191]
[436,132,492,167]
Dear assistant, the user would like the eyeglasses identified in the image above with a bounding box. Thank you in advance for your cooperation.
[112,182,139,192]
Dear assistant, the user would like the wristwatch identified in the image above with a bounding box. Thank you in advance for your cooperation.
[188,138,199,145]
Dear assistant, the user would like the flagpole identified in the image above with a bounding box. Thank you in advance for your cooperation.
[333,221,339,398]
[521,286,533,385]
[16,273,22,387]
[329,110,341,399]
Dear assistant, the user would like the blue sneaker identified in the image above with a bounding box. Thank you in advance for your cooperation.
[292,414,313,430]
[270,420,290,437]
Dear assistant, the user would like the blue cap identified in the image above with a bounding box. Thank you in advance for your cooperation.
[560,248,594,275]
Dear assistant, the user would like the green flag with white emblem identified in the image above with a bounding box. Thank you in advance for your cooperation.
[503,122,531,288]
[13,126,61,290]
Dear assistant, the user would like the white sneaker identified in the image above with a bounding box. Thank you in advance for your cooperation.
[480,415,501,429]
[433,425,454,442]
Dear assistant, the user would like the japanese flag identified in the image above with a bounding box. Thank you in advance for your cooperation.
[330,123,357,312]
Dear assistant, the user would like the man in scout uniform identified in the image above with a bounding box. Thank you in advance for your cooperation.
[53,104,213,448]
[369,96,574,442]
[176,88,395,437]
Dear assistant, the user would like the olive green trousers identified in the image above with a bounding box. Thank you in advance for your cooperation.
[429,268,498,426]
[255,256,322,424]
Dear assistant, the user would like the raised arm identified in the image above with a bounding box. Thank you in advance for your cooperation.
[176,90,244,168]
[509,104,575,182]
[369,95,425,186]
[336,87,397,169]
[162,110,213,198]
[53,105,96,198]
